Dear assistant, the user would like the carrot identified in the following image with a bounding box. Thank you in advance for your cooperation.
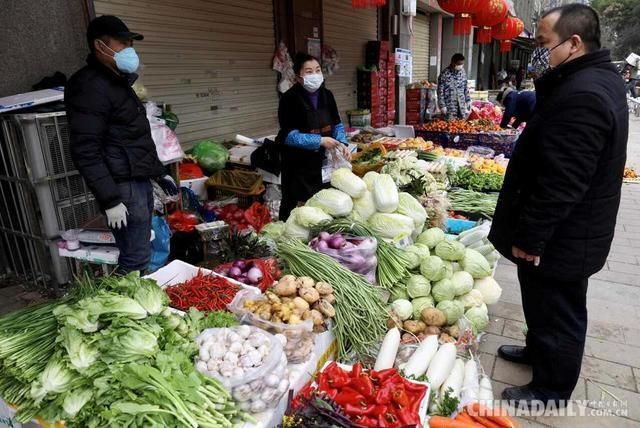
[486,415,520,428]
[469,415,502,428]
[466,402,520,428]
[455,412,485,428]
[429,415,479,428]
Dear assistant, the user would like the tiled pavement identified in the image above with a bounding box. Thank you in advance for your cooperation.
[485,116,640,427]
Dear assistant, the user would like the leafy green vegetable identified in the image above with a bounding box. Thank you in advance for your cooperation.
[416,227,445,249]
[451,271,474,296]
[431,278,455,303]
[405,274,431,298]
[451,167,503,192]
[420,255,447,282]
[411,296,435,320]
[435,387,460,417]
[465,304,489,333]
[436,300,465,325]
[460,248,492,279]
[434,240,466,261]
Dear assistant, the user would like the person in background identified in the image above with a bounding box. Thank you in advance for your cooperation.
[65,16,164,273]
[623,66,637,98]
[496,87,536,128]
[437,53,471,120]
[489,4,628,406]
[276,53,349,221]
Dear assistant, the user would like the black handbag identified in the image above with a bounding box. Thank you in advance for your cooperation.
[250,138,281,176]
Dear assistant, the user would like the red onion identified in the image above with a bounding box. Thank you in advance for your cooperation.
[228,266,242,278]
[328,235,346,249]
[316,240,329,252]
[232,260,247,271]
[318,231,331,242]
[246,267,263,284]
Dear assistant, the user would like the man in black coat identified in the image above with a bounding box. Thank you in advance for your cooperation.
[488,4,628,405]
[65,16,164,273]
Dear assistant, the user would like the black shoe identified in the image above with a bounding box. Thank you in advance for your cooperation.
[497,345,532,365]
[502,385,566,409]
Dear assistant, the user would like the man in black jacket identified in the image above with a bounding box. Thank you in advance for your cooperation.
[488,4,628,405]
[65,16,164,273]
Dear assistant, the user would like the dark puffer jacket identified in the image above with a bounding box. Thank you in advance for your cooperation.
[65,55,164,210]
[488,50,628,280]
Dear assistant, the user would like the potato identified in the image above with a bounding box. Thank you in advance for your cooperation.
[292,297,310,312]
[403,320,426,335]
[424,326,441,336]
[323,293,336,304]
[421,308,447,327]
[439,333,456,343]
[297,276,315,289]
[315,299,336,318]
[387,311,403,329]
[446,325,460,339]
[299,287,320,304]
[314,281,333,295]
[274,279,297,297]
[309,309,324,326]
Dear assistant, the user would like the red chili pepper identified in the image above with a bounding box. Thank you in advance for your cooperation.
[391,386,410,408]
[324,362,351,388]
[375,381,395,405]
[371,368,398,384]
[397,406,420,426]
[344,403,376,416]
[333,387,366,408]
[351,362,363,378]
[351,373,376,399]
[165,271,240,312]
[354,415,378,427]
[370,404,388,418]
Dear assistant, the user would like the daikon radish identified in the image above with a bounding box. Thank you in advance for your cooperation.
[440,358,465,400]
[478,374,494,403]
[425,342,457,389]
[403,335,439,378]
[460,359,480,403]
[374,328,401,371]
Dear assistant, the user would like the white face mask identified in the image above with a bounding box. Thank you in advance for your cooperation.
[455,65,464,71]
[302,73,324,92]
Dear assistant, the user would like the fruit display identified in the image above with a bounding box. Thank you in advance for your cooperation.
[398,137,434,151]
[469,157,507,175]
[417,119,501,134]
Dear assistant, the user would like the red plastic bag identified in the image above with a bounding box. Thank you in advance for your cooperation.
[214,257,281,292]
[243,202,271,232]
[179,162,205,180]
[167,210,199,232]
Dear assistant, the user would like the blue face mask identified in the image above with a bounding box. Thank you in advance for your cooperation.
[101,41,140,74]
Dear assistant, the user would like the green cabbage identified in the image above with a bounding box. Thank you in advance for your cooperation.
[405,274,431,298]
[436,300,465,325]
[372,174,399,213]
[412,296,435,319]
[416,228,445,249]
[285,215,311,242]
[465,303,489,333]
[434,240,466,261]
[307,188,353,217]
[431,278,455,303]
[451,271,474,296]
[292,206,333,228]
[443,261,454,279]
[473,276,502,305]
[261,221,286,240]
[390,286,409,301]
[460,248,492,278]
[352,191,377,222]
[363,171,380,191]
[391,299,413,320]
[404,244,431,270]
[331,168,367,198]
[456,289,485,310]
[396,192,428,229]
[368,213,414,240]
[419,255,447,282]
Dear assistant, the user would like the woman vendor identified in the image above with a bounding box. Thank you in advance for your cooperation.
[276,53,350,221]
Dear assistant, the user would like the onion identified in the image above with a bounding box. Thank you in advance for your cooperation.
[247,267,263,284]
[318,231,331,242]
[328,235,346,249]
[316,240,329,252]
[232,260,247,270]
[228,267,242,278]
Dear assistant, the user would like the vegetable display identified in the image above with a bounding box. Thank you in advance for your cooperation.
[214,257,281,292]
[164,271,241,312]
[310,232,378,283]
[277,239,388,360]
[448,189,498,219]
[451,167,504,192]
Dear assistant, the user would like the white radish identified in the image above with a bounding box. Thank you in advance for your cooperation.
[425,342,457,390]
[460,359,480,403]
[403,335,439,378]
[439,358,465,400]
[374,328,401,371]
[478,374,494,403]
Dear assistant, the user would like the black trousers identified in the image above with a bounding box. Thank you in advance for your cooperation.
[518,267,588,399]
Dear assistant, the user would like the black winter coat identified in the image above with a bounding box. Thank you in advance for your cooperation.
[488,50,628,280]
[65,55,164,210]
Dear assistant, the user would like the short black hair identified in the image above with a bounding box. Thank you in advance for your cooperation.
[293,53,321,75]
[496,91,505,103]
[451,53,465,64]
[542,4,601,52]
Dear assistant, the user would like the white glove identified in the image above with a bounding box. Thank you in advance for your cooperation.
[105,203,129,229]
[440,107,447,115]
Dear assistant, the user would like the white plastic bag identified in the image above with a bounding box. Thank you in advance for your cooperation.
[146,102,184,163]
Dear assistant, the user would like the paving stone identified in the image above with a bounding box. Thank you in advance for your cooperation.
[586,320,626,344]
[502,319,526,340]
[586,297,639,326]
[588,280,640,307]
[572,377,587,400]
[585,380,640,421]
[580,356,637,392]
[584,338,640,369]
[499,285,523,306]
[479,332,525,356]
[493,358,532,386]
[485,316,505,335]
[633,368,640,393]
[533,415,638,428]
[622,326,640,347]
[477,351,496,378]
[605,261,640,276]
[487,301,526,323]
[592,269,640,287]
[490,379,514,399]
[606,253,637,265]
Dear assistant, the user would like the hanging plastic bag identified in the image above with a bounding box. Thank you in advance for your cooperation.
[149,216,171,272]
[309,235,378,283]
[322,147,352,183]
[191,140,229,175]
[146,102,185,163]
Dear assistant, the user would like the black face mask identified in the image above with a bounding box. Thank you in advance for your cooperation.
[533,38,572,75]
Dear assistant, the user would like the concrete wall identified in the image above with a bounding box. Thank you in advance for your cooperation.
[0,0,89,97]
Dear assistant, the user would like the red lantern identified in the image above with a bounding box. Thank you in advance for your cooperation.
[472,0,508,44]
[492,16,524,52]
[352,0,386,7]
[499,40,512,52]
[438,0,483,35]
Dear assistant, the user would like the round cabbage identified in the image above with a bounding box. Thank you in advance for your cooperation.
[391,299,413,321]
[456,289,484,310]
[434,240,466,261]
[451,271,474,296]
[436,300,465,325]
[460,248,492,278]
[419,256,447,282]
[306,189,353,217]
[465,304,489,333]
[405,275,431,298]
[390,286,409,302]
[412,296,435,320]
[396,192,428,229]
[473,277,502,305]
[431,278,455,303]
[443,261,454,279]
[404,244,431,270]
[416,228,445,249]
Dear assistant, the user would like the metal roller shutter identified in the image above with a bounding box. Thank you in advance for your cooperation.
[323,1,378,121]
[412,11,430,82]
[93,0,278,146]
